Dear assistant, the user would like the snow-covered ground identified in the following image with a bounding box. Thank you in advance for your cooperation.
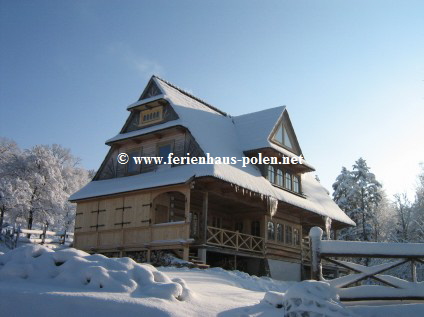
[0,243,423,317]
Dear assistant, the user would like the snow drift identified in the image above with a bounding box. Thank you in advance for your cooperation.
[0,244,192,301]
[263,280,357,317]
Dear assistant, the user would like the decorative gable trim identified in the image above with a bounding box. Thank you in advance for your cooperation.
[139,78,163,100]
[269,110,302,156]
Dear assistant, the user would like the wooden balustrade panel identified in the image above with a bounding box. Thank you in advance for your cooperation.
[98,230,122,248]
[151,223,188,241]
[123,227,150,246]
[206,226,264,253]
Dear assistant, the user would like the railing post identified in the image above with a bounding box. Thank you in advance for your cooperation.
[412,260,417,283]
[61,229,67,245]
[309,227,323,281]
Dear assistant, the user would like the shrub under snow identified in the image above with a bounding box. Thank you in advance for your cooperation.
[0,244,192,301]
[263,280,357,317]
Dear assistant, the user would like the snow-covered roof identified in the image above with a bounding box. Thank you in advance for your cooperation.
[70,76,354,226]
[233,107,314,170]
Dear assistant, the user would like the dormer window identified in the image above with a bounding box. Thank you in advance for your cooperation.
[284,172,292,191]
[266,164,302,195]
[139,106,163,126]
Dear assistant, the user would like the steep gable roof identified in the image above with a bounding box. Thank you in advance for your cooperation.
[233,106,312,170]
[71,76,354,227]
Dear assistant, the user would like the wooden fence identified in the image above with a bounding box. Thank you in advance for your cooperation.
[309,226,424,301]
[1,224,74,250]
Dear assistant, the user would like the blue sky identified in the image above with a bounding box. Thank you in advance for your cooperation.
[1,0,423,199]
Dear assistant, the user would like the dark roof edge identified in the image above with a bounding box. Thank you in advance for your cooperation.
[153,75,228,117]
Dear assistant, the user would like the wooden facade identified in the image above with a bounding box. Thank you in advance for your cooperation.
[71,76,354,279]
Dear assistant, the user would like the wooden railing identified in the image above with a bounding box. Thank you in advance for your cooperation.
[206,226,264,253]
[309,226,424,301]
[1,225,74,249]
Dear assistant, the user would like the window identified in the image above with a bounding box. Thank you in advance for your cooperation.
[157,143,172,163]
[212,216,222,228]
[268,165,275,183]
[277,223,283,242]
[285,225,293,244]
[293,228,300,246]
[283,126,293,149]
[285,172,292,190]
[127,149,141,175]
[293,175,300,193]
[139,107,163,126]
[272,121,294,150]
[191,213,198,237]
[276,168,283,187]
[235,222,243,232]
[251,221,260,237]
[267,222,275,240]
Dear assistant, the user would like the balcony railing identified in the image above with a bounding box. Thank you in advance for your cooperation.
[206,226,264,253]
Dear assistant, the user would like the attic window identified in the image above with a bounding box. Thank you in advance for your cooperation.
[139,107,163,126]
[273,124,293,149]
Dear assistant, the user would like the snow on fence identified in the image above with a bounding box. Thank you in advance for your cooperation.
[0,224,74,249]
[309,226,424,301]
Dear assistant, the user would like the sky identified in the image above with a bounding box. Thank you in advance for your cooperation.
[1,0,423,199]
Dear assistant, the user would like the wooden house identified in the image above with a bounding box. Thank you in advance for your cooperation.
[69,76,355,281]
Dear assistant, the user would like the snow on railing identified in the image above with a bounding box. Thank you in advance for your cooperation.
[309,226,424,301]
[0,223,74,250]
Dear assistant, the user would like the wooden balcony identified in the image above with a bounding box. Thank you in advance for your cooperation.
[206,226,264,254]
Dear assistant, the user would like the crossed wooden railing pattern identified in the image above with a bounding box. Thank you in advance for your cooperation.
[309,227,424,301]
[206,226,264,253]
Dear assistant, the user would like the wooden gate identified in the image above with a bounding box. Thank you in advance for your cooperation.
[309,227,424,301]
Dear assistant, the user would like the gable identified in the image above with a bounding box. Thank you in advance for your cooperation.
[139,78,163,100]
[270,110,302,156]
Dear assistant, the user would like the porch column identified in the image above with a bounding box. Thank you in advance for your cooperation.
[202,192,209,244]
[183,246,189,261]
[198,248,207,263]
[185,188,191,223]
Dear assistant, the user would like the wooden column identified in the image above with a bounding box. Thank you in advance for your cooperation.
[202,192,209,243]
[183,246,189,261]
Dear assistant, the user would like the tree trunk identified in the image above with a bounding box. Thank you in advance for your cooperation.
[0,206,4,229]
[27,209,34,238]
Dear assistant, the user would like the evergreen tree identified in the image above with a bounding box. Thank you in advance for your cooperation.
[332,158,382,241]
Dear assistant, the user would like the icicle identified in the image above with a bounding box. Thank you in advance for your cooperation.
[325,216,332,240]
[267,196,278,218]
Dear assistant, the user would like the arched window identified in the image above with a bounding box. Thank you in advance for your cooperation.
[276,169,283,187]
[267,222,275,240]
[268,165,275,183]
[277,223,283,242]
[285,172,292,191]
[293,175,300,193]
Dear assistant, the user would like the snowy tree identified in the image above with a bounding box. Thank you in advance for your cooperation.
[391,193,414,242]
[0,140,91,232]
[411,164,424,242]
[332,158,382,242]
[0,138,31,228]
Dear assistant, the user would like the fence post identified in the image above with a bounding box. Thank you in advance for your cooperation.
[309,226,323,281]
[61,229,67,245]
[41,222,48,245]
[13,225,21,249]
